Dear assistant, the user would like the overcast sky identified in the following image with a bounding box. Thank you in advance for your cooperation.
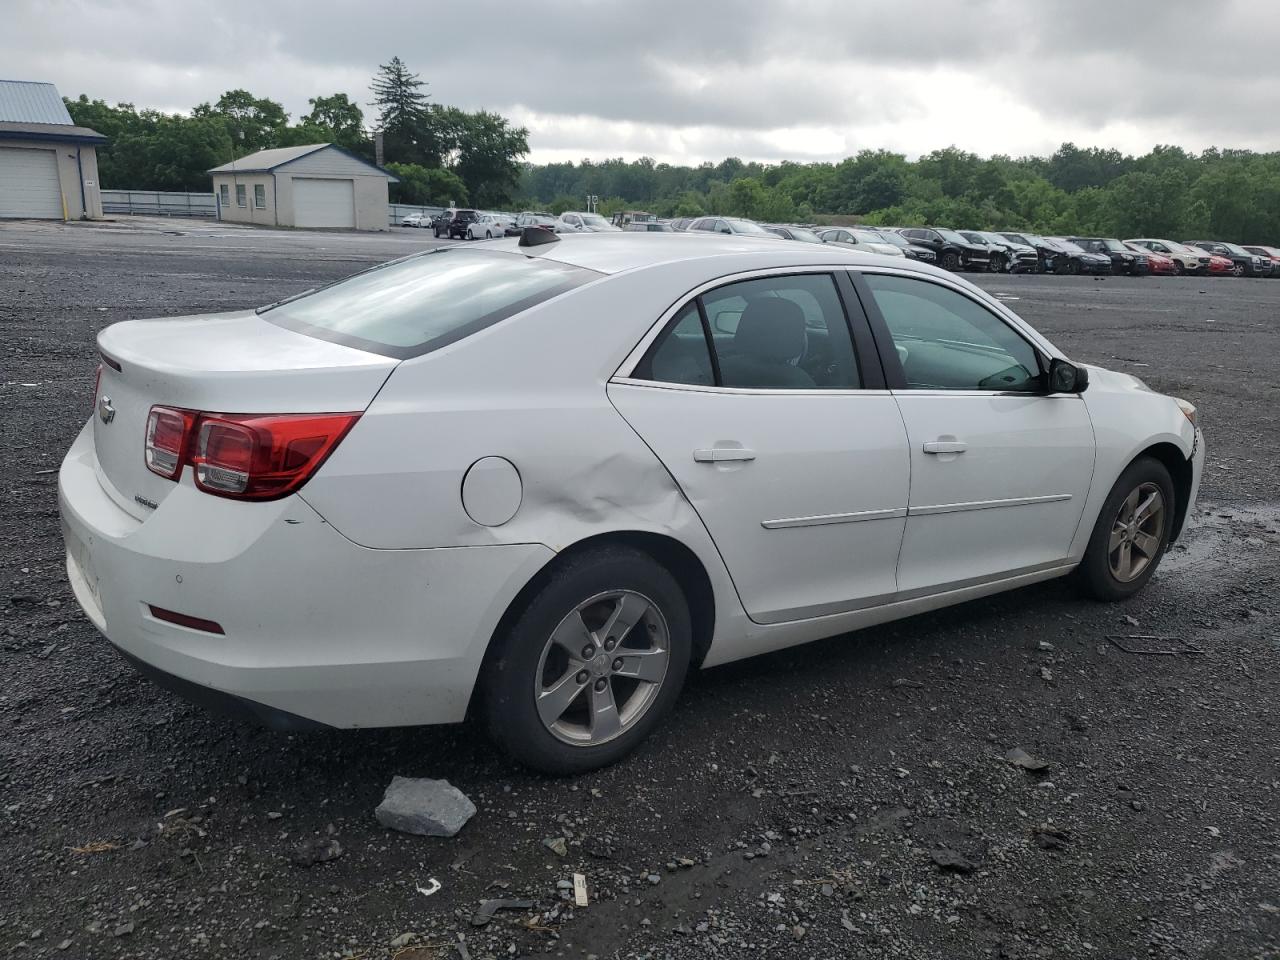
[5,0,1277,165]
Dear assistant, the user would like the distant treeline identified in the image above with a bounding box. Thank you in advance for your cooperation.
[520,145,1280,243]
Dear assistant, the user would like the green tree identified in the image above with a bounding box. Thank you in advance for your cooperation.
[370,56,431,164]
[193,89,287,155]
[451,110,530,207]
[295,93,367,151]
[386,163,468,206]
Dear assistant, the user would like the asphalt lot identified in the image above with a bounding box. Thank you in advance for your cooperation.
[1,217,1277,960]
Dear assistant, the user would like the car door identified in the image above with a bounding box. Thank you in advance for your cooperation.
[608,270,910,624]
[854,270,1095,595]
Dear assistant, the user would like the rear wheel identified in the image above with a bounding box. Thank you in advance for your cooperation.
[1077,457,1175,601]
[481,546,692,775]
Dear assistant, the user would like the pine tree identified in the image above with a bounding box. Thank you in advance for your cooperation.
[370,57,429,135]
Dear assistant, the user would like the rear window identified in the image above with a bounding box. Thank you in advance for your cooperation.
[259,249,597,359]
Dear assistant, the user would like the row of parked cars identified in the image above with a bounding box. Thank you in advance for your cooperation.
[406,208,1280,277]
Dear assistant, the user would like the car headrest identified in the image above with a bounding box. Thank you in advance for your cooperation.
[735,298,807,361]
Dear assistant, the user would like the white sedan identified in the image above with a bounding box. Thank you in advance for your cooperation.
[465,214,508,240]
[60,233,1203,774]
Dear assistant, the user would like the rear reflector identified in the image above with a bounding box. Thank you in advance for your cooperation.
[144,407,359,501]
[147,604,225,635]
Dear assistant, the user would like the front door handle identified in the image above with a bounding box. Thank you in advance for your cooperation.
[923,440,967,455]
[694,447,756,463]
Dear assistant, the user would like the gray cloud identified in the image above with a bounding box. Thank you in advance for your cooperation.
[4,0,1278,163]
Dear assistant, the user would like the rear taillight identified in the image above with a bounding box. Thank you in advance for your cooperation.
[93,364,102,409]
[144,407,359,500]
[145,407,195,479]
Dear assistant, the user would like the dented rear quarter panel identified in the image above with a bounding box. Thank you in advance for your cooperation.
[299,262,752,649]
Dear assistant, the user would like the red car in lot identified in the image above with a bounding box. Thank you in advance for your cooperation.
[1205,252,1235,275]
[1127,242,1175,275]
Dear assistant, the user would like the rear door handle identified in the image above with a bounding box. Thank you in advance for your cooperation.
[694,447,756,463]
[923,440,967,455]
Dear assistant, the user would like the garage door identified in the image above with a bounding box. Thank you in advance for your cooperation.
[0,147,63,219]
[292,178,355,228]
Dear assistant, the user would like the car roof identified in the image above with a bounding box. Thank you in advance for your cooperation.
[472,231,942,276]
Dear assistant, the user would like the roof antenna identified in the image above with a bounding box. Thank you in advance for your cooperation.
[518,225,560,248]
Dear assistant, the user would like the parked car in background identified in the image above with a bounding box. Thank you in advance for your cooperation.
[430,210,455,237]
[401,212,429,228]
[1125,239,1211,275]
[817,227,906,258]
[465,214,508,240]
[1184,240,1269,277]
[998,232,1058,272]
[858,228,936,263]
[559,211,622,233]
[1043,238,1115,276]
[669,217,696,232]
[1241,245,1280,276]
[623,221,675,232]
[688,217,778,238]
[763,224,824,243]
[612,211,656,227]
[436,209,480,240]
[64,233,1203,774]
[516,212,561,234]
[1127,242,1175,275]
[1068,237,1151,276]
[894,227,989,271]
[960,231,1038,273]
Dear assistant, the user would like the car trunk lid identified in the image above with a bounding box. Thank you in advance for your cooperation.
[94,311,396,518]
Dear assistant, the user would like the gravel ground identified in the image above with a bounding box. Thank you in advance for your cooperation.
[1,218,1277,960]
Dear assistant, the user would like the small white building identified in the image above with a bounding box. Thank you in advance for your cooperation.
[0,80,105,220]
[209,144,396,231]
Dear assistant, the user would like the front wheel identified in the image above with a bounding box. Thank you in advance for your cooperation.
[481,546,692,774]
[1077,457,1175,601]
[987,254,1005,273]
[1064,258,1081,276]
[1232,262,1246,277]
[940,251,960,271]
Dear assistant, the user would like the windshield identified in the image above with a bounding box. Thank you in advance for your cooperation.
[260,249,597,359]
[873,231,910,247]
[1100,239,1126,253]
[775,226,821,242]
[960,232,989,245]
[726,218,772,236]
[581,214,610,228]
[853,229,889,245]
[1218,242,1249,256]
[936,228,970,245]
[1055,240,1086,254]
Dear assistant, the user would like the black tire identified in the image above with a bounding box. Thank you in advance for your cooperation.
[1232,262,1246,278]
[987,254,1005,273]
[1077,456,1176,602]
[940,250,960,271]
[1173,261,1184,276]
[1064,258,1081,276]
[481,546,693,775]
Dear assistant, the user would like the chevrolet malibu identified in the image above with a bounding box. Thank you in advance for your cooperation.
[60,231,1204,774]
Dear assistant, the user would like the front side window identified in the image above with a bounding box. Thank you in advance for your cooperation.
[260,249,597,359]
[636,274,861,390]
[254,184,266,209]
[235,184,246,207]
[864,273,1042,393]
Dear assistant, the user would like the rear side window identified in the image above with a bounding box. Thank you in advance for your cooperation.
[635,274,861,390]
[260,250,597,359]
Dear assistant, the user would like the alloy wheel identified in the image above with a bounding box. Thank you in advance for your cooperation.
[1108,482,1166,583]
[534,590,670,746]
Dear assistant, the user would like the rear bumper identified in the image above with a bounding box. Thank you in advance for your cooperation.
[59,420,553,728]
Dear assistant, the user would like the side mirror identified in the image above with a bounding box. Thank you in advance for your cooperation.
[1048,358,1088,393]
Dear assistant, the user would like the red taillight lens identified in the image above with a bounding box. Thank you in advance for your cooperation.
[93,364,102,409]
[145,406,196,479]
[148,411,360,501]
